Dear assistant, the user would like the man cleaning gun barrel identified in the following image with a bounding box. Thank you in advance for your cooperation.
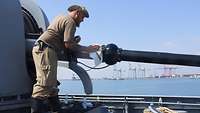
[31,5,100,113]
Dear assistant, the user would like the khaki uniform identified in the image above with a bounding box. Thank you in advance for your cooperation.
[39,15,76,52]
[32,15,76,99]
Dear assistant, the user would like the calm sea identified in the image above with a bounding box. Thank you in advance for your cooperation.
[59,78,200,96]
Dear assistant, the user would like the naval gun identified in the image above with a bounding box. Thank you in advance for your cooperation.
[1,0,200,112]
[2,0,200,96]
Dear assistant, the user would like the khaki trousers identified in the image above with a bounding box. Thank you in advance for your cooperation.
[32,45,59,99]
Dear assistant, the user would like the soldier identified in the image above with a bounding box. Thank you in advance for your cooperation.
[31,5,100,113]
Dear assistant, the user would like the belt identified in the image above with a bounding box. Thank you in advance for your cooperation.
[34,41,52,51]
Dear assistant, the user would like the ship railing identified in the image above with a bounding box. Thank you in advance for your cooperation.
[59,94,200,112]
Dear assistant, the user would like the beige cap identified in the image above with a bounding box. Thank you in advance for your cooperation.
[68,5,89,18]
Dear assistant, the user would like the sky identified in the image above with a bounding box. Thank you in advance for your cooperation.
[35,0,200,79]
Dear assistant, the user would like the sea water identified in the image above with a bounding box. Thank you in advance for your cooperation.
[59,78,200,96]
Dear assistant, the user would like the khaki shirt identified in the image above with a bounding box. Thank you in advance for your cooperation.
[38,15,76,51]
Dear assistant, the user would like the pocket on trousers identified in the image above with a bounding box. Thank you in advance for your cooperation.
[39,65,57,87]
[38,65,50,86]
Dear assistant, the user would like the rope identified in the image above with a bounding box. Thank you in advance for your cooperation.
[77,61,110,71]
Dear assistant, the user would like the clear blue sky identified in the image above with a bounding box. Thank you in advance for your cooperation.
[35,0,200,79]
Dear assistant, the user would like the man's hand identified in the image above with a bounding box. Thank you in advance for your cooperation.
[87,44,100,52]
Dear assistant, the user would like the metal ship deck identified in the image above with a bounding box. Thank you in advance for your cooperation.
[58,94,200,113]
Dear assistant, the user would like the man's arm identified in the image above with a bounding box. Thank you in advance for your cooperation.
[64,41,99,53]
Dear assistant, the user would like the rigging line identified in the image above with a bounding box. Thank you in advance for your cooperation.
[77,61,110,71]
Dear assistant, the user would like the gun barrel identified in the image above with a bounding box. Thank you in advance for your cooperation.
[120,50,200,67]
[102,44,200,67]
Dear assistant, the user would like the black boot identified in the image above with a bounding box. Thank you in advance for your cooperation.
[48,96,62,113]
[31,98,49,113]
